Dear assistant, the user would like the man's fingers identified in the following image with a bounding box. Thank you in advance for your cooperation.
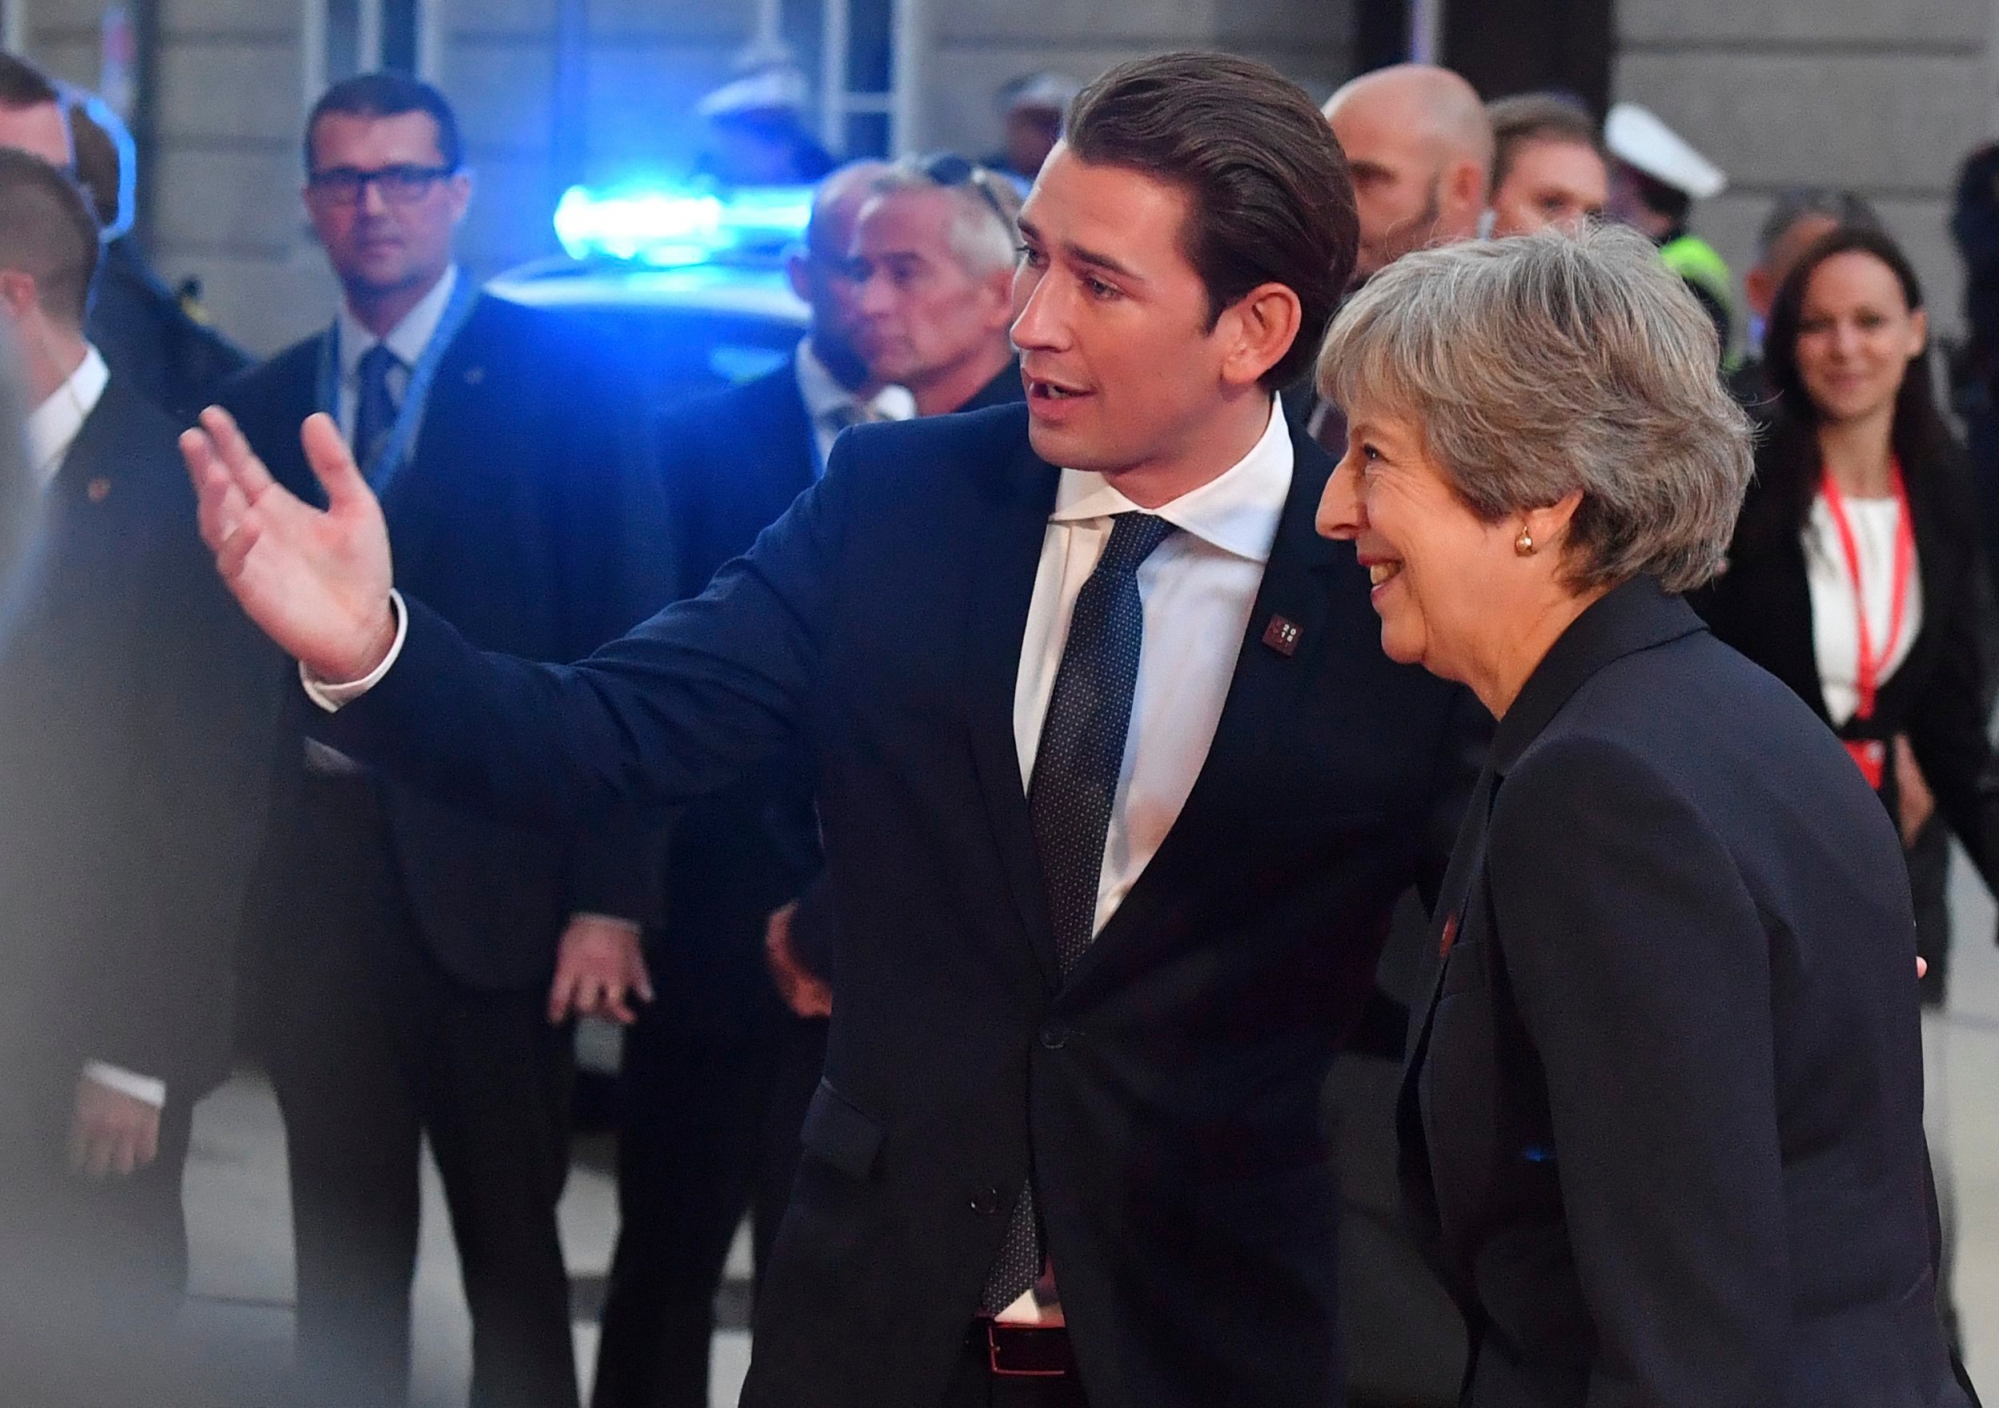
[302,411,376,515]
[548,968,577,1024]
[137,1118,159,1170]
[197,406,277,501]
[215,510,265,581]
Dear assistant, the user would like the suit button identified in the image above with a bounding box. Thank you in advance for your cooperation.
[970,1187,1003,1215]
[1039,1025,1071,1050]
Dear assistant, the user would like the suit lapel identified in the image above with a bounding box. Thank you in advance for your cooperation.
[1069,423,1341,979]
[963,437,1064,990]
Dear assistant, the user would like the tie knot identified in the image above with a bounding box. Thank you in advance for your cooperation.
[1100,512,1177,571]
[358,341,401,382]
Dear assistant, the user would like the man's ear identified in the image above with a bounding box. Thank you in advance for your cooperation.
[1219,282,1303,390]
[0,269,39,322]
[786,251,813,304]
[1449,158,1486,221]
[982,263,1016,332]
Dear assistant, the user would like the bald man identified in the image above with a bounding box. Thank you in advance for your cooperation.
[1323,64,1492,287]
[590,159,916,1408]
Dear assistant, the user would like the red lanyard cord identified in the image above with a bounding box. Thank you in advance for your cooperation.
[1819,458,1915,724]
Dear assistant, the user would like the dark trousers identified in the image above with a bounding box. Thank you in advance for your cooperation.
[591,1012,827,1408]
[263,773,577,1408]
[0,1064,198,1402]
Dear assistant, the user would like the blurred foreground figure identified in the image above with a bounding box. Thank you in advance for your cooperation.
[0,148,275,1395]
[218,73,671,1408]
[0,54,249,421]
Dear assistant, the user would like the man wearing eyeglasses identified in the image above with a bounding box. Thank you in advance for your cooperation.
[216,73,673,1408]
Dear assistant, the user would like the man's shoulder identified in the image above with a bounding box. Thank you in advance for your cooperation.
[220,332,321,409]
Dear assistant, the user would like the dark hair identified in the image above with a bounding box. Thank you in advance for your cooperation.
[1755,186,1881,263]
[305,72,462,173]
[1487,92,1602,193]
[0,53,59,112]
[1062,51,1357,390]
[67,100,121,229]
[0,148,99,325]
[1752,226,1968,543]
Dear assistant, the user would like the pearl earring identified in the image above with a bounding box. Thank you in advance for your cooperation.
[1515,529,1536,557]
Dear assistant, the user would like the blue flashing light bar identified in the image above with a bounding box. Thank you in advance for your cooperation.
[554,182,814,267]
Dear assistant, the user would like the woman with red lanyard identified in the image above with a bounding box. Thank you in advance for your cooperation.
[1694,224,1997,1365]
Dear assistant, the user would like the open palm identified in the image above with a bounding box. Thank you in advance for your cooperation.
[181,407,399,684]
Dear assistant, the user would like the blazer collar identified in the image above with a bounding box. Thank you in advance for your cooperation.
[1489,575,1707,777]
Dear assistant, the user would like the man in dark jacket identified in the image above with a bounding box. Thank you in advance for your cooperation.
[219,74,671,1408]
[0,148,277,1392]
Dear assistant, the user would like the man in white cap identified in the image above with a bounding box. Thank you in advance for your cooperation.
[988,72,1081,189]
[1604,100,1735,357]
[696,47,834,187]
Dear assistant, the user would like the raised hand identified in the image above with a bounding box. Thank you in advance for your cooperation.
[180,407,398,683]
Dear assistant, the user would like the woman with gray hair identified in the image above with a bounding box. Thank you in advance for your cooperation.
[1316,223,1969,1406]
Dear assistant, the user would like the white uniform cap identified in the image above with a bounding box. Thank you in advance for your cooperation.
[1003,72,1081,115]
[698,64,810,120]
[1605,102,1727,200]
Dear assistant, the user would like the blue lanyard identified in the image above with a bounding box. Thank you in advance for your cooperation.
[315,272,481,501]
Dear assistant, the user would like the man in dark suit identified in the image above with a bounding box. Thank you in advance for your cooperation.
[0,55,250,421]
[187,54,1479,1408]
[595,155,1029,1408]
[0,150,276,1388]
[218,74,671,1408]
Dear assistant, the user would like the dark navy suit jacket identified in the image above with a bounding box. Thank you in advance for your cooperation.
[224,292,675,991]
[0,379,279,1100]
[324,402,1479,1408]
[1403,578,1967,1408]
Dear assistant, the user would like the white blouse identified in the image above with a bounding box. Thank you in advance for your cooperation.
[1803,492,1923,727]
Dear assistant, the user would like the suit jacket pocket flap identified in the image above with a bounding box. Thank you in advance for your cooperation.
[801,1078,883,1180]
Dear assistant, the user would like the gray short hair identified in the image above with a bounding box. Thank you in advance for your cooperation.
[1317,222,1753,594]
[868,158,1022,279]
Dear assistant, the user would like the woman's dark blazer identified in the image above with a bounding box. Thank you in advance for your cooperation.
[1693,431,1999,893]
[1400,576,1966,1408]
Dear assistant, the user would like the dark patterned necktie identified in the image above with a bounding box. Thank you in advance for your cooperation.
[352,342,402,480]
[980,510,1178,1315]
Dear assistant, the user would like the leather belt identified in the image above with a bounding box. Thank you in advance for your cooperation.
[966,1320,1076,1378]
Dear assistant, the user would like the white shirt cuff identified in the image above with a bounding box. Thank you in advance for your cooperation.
[82,1061,166,1109]
[302,590,408,713]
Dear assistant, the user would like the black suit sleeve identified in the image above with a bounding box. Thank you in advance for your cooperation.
[1486,736,1786,1407]
[83,489,282,1086]
[324,427,859,831]
[1906,543,1999,902]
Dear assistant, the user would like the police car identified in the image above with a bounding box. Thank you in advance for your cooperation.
[490,181,813,411]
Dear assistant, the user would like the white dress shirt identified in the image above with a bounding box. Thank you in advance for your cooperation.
[792,336,915,471]
[26,343,109,486]
[334,264,460,442]
[27,346,168,1110]
[1803,493,1923,727]
[1015,400,1293,941]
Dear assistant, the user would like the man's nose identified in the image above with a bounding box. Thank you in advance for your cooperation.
[1315,454,1364,541]
[1009,271,1063,350]
[358,179,391,218]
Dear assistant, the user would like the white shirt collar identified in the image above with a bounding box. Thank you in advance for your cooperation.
[794,336,916,424]
[338,264,460,379]
[27,343,109,488]
[1050,396,1293,563]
